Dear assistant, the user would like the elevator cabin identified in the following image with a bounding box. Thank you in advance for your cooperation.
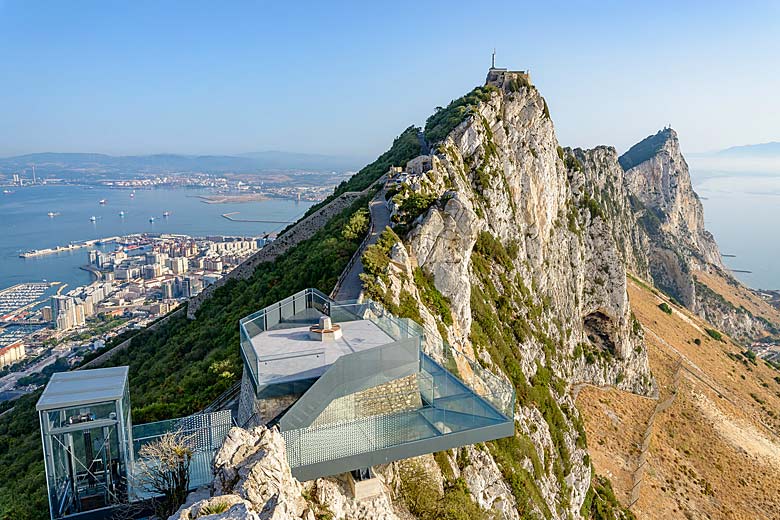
[36,367,133,519]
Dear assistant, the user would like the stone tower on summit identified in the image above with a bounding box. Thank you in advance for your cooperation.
[485,50,531,88]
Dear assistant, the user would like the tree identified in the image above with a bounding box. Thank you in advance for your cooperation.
[134,432,193,519]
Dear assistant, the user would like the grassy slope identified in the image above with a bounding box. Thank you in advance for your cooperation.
[577,274,780,520]
[0,124,424,520]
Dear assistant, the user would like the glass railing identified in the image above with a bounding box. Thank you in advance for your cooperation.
[129,410,232,498]
[239,289,515,421]
[280,354,513,472]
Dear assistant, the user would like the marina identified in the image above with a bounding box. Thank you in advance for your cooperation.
[0,282,54,315]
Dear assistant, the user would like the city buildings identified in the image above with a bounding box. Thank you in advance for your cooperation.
[0,342,25,369]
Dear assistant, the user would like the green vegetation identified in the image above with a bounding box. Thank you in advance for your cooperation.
[742,349,757,364]
[658,302,673,315]
[393,190,439,231]
[0,393,48,519]
[341,207,369,240]
[17,357,69,387]
[301,125,421,220]
[468,231,586,517]
[413,267,453,326]
[398,461,491,520]
[618,128,671,171]
[581,475,636,520]
[705,328,724,342]
[564,154,583,172]
[199,501,230,515]
[424,86,498,145]
[361,227,402,298]
[0,196,373,519]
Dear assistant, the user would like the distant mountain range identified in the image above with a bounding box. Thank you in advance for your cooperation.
[0,150,367,175]
[715,141,780,158]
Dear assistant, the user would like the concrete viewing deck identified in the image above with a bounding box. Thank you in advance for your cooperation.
[250,318,394,386]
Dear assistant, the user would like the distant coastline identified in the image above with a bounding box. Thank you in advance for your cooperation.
[194,193,269,204]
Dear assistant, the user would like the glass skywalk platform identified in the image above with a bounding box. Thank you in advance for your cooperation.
[239,289,515,482]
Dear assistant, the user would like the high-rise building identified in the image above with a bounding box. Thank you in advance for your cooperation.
[204,257,223,272]
[143,264,163,279]
[162,279,175,300]
[167,256,189,275]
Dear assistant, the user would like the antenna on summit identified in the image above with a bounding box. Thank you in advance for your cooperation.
[491,48,496,69]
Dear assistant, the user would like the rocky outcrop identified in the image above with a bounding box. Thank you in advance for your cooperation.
[364,76,656,518]
[170,426,307,520]
[170,426,405,520]
[620,129,780,342]
[620,128,721,307]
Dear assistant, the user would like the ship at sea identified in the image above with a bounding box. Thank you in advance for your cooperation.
[99,199,107,205]
[130,192,135,198]
[47,212,59,218]
[163,211,171,217]
[119,211,125,218]
[149,216,155,223]
[90,216,97,222]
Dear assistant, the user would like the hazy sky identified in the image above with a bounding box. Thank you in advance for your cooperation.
[0,0,778,159]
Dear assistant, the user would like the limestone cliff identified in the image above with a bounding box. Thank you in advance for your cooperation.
[620,129,780,343]
[620,128,721,307]
[362,73,653,518]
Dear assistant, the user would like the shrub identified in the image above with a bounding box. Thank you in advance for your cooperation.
[424,86,498,145]
[414,267,453,326]
[584,475,636,520]
[705,328,724,342]
[398,462,489,520]
[658,302,672,315]
[341,208,369,240]
[200,501,230,515]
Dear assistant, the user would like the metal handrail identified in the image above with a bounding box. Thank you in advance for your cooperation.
[329,201,376,299]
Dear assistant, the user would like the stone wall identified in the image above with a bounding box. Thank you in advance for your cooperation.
[311,374,422,427]
[238,370,301,427]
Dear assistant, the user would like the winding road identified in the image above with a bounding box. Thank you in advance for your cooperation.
[333,192,391,301]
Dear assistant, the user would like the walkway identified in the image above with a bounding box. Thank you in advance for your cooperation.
[333,192,391,301]
[281,353,513,482]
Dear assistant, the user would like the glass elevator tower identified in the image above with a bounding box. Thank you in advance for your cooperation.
[36,367,133,519]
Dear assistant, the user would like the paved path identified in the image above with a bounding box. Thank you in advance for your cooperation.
[334,193,391,301]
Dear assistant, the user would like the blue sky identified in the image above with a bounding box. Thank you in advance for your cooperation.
[0,0,778,159]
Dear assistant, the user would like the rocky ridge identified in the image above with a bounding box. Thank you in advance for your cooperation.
[621,129,779,343]
[362,73,654,518]
[181,71,778,520]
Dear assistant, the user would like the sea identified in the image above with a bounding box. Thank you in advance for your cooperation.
[693,169,780,290]
[1,172,778,296]
[0,184,314,294]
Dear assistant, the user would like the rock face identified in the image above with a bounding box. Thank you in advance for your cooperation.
[620,128,722,307]
[170,426,404,520]
[181,72,773,520]
[170,426,306,520]
[365,74,656,518]
[620,129,779,342]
